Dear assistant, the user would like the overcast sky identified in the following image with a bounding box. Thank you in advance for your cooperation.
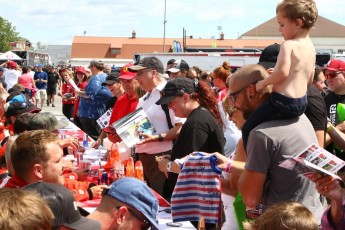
[2,0,344,45]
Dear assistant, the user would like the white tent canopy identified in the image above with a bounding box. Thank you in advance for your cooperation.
[0,51,22,60]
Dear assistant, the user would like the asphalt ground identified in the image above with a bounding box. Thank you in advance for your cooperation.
[40,93,64,116]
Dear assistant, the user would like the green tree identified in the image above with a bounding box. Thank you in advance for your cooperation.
[0,16,20,52]
[36,41,47,50]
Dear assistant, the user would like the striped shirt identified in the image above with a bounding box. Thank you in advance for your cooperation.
[171,153,222,224]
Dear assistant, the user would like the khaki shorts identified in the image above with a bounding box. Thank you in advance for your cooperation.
[35,89,47,101]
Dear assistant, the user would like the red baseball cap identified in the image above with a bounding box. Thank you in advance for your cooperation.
[325,59,345,72]
[75,66,86,75]
[119,63,136,80]
[9,61,17,69]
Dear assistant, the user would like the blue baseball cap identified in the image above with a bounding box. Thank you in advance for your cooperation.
[36,63,43,68]
[11,94,26,103]
[105,178,159,230]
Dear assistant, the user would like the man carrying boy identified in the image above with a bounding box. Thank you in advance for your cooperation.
[242,0,318,149]
[228,64,323,223]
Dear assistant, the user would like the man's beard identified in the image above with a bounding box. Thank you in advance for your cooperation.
[240,95,253,120]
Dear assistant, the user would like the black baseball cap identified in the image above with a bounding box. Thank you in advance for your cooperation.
[129,57,164,74]
[24,182,101,229]
[258,43,281,70]
[156,78,198,105]
[167,59,176,65]
[167,60,190,73]
[5,102,41,118]
[102,72,120,86]
[4,94,41,118]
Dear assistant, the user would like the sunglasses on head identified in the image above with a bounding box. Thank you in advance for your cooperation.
[224,106,237,117]
[160,88,186,98]
[325,71,343,79]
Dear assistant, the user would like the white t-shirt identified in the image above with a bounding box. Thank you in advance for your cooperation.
[218,101,241,157]
[4,68,21,90]
[135,81,185,154]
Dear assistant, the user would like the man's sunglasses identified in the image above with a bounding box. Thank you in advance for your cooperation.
[229,81,257,103]
[325,71,343,79]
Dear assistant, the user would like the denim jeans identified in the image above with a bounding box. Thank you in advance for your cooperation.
[242,92,308,150]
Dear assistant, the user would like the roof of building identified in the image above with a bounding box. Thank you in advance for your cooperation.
[241,15,345,37]
[72,36,281,49]
[71,36,282,59]
[71,15,345,60]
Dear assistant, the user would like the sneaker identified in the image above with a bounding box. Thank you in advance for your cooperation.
[52,104,55,107]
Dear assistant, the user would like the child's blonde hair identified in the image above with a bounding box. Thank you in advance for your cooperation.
[243,201,318,230]
[276,0,318,30]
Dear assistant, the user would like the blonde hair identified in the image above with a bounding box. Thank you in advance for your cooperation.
[60,69,73,82]
[0,188,53,230]
[276,0,318,29]
[243,202,318,230]
[222,92,234,116]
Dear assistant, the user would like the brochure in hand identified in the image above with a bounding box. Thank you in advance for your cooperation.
[68,78,79,91]
[279,143,345,180]
[96,108,113,129]
[62,93,73,99]
[112,107,156,148]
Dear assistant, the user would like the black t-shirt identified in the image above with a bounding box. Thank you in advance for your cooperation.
[305,85,327,131]
[106,96,117,111]
[47,72,59,86]
[324,91,345,125]
[168,106,224,189]
[324,91,345,159]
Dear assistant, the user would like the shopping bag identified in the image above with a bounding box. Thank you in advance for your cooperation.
[233,193,247,230]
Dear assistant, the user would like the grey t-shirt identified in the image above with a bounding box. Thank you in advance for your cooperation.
[246,114,324,221]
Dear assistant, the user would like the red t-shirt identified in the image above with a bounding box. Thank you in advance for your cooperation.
[4,172,91,201]
[3,174,28,188]
[109,94,138,125]
[62,83,75,105]
[216,87,227,101]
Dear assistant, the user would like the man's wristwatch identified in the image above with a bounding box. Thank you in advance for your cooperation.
[158,134,163,142]
[166,161,172,172]
[327,123,334,133]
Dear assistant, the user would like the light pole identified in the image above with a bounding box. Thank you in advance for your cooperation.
[163,0,167,53]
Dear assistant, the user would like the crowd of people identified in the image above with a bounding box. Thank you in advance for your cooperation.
[0,0,345,229]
